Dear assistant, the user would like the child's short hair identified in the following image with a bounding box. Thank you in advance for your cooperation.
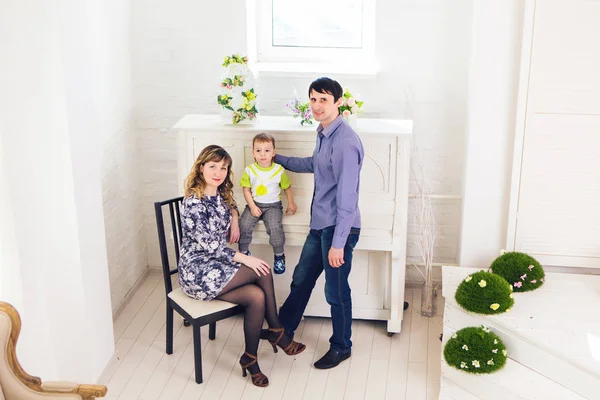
[252,133,276,148]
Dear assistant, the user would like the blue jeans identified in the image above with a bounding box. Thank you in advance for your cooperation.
[279,226,360,352]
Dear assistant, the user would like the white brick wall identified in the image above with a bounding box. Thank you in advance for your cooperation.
[132,0,474,281]
[96,0,148,313]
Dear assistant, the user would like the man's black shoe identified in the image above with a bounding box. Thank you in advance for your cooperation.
[314,348,351,369]
[404,301,409,311]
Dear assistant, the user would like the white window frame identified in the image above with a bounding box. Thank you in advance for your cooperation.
[246,0,378,77]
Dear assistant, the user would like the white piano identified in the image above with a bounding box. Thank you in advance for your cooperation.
[174,114,413,333]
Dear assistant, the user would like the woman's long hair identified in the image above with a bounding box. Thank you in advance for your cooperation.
[184,145,237,210]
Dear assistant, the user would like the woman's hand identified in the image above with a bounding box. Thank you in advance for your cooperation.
[243,255,271,276]
[229,219,240,244]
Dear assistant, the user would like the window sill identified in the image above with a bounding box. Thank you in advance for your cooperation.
[251,62,379,79]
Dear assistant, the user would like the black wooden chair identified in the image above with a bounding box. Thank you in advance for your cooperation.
[154,196,243,384]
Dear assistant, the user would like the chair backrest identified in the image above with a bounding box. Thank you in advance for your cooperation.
[154,196,185,296]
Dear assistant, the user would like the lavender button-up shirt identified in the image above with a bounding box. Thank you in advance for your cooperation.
[275,115,364,249]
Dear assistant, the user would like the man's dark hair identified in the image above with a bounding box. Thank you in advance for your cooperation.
[308,77,343,102]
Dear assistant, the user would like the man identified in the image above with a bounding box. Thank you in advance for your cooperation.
[269,77,364,369]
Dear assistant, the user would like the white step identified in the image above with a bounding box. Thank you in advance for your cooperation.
[440,266,600,400]
[441,326,588,400]
[439,376,481,400]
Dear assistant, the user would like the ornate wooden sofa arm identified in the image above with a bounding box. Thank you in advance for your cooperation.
[40,382,107,399]
[0,301,107,399]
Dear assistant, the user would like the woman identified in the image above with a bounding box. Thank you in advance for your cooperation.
[178,145,305,387]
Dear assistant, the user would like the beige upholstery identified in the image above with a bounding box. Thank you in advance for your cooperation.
[168,288,238,319]
[0,302,107,400]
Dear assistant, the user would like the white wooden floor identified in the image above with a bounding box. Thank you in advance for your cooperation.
[99,274,444,400]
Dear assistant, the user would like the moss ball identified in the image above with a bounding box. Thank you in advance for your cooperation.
[444,326,508,374]
[489,252,545,292]
[455,270,514,314]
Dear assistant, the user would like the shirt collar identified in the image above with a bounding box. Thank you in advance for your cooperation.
[253,161,275,171]
[317,115,344,137]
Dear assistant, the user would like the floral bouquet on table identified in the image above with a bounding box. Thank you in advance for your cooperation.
[338,87,364,123]
[217,53,258,124]
[286,92,313,125]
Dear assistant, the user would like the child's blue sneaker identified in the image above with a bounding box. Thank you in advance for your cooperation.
[274,254,286,274]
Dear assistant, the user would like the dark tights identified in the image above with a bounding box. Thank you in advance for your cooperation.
[216,266,285,368]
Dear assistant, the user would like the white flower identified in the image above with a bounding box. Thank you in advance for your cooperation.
[500,249,506,255]
[462,345,469,351]
[478,280,487,288]
[472,360,480,368]
[207,270,220,279]
[493,339,498,344]
[465,276,472,282]
[342,109,351,117]
[509,293,514,298]
[481,325,490,333]
[460,361,468,369]
[492,349,498,354]
[452,334,458,339]
[487,359,495,365]
[347,98,356,107]
[502,349,508,356]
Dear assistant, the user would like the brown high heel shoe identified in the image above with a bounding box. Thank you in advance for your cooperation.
[266,327,306,355]
[239,352,269,387]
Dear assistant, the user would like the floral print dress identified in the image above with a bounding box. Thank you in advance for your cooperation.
[178,194,240,300]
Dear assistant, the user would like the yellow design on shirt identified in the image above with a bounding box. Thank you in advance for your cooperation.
[256,183,268,196]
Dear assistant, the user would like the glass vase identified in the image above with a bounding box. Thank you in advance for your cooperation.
[420,281,438,317]
[344,113,358,129]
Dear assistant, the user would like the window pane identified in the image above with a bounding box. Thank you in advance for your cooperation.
[272,0,363,49]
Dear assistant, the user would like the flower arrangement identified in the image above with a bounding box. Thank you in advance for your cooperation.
[287,96,313,125]
[222,54,248,67]
[489,251,545,292]
[444,326,508,374]
[217,54,258,124]
[338,87,364,119]
[455,270,514,315]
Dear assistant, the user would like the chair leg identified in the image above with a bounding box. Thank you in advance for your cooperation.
[166,302,174,355]
[193,325,203,384]
[209,322,216,340]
